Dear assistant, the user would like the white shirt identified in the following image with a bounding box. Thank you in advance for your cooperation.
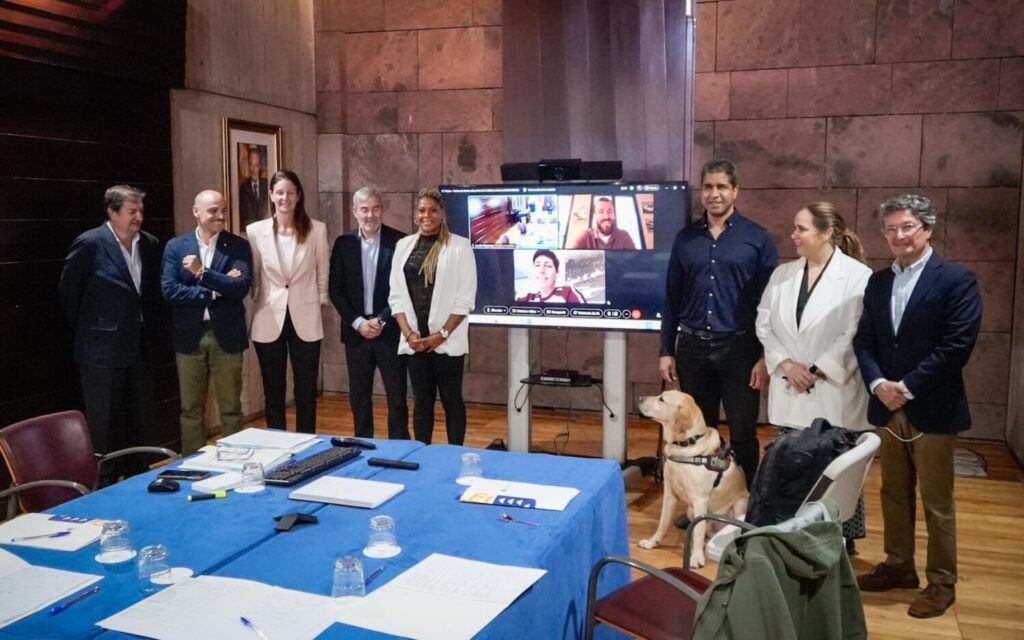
[352,230,382,331]
[106,221,141,293]
[197,229,220,321]
[869,247,933,398]
[275,233,296,279]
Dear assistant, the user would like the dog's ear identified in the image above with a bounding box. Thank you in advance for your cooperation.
[679,396,706,431]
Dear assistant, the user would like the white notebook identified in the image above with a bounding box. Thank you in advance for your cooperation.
[289,476,404,509]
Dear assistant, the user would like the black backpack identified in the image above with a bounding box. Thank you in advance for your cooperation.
[745,418,858,527]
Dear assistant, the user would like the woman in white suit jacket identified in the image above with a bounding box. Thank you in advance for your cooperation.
[756,201,872,549]
[247,170,329,433]
[389,188,477,445]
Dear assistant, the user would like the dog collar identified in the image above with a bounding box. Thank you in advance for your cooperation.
[670,431,707,448]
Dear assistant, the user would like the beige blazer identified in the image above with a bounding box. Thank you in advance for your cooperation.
[756,250,873,431]
[247,217,329,343]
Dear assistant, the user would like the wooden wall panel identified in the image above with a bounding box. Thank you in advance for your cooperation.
[503,0,692,181]
[0,0,184,449]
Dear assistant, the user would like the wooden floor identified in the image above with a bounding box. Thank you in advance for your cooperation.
[250,393,1024,640]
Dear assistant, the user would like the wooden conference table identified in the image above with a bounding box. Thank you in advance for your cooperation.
[1,438,630,639]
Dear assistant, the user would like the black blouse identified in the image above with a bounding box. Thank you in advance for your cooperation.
[404,234,438,333]
[795,251,834,328]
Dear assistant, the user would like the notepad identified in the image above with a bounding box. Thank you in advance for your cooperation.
[0,549,101,629]
[288,476,404,509]
[0,513,103,552]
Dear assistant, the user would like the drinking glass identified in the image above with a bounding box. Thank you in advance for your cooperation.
[96,520,136,564]
[215,442,253,462]
[137,544,171,594]
[363,514,400,558]
[456,452,483,485]
[332,555,365,599]
[235,461,266,494]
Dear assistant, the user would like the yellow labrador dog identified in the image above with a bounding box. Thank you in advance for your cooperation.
[637,390,749,568]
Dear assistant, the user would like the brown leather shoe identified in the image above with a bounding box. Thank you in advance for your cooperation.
[908,584,956,618]
[857,562,920,592]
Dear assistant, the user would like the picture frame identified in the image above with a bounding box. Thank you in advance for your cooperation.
[222,118,283,233]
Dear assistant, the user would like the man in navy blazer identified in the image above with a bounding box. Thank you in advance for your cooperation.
[161,190,252,454]
[58,185,163,474]
[853,194,982,618]
[329,187,409,439]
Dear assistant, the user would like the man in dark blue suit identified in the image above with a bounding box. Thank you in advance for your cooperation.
[329,187,408,439]
[161,190,252,454]
[853,194,982,619]
[58,185,163,474]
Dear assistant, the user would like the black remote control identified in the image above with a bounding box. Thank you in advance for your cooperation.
[331,436,377,450]
[367,457,420,470]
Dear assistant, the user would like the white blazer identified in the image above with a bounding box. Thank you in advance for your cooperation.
[755,250,872,431]
[247,217,329,343]
[388,232,477,356]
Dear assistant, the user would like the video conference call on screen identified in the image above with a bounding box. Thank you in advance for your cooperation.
[441,182,691,332]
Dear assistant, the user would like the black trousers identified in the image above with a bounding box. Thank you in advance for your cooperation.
[675,332,762,487]
[254,312,321,434]
[406,352,466,445]
[345,336,410,439]
[79,358,154,478]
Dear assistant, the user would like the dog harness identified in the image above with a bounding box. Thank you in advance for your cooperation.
[666,443,735,488]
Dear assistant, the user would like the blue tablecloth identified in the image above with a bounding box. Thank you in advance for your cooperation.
[1,437,424,640]
[210,445,630,639]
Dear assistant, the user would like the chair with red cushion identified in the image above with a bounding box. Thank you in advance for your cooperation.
[0,410,178,519]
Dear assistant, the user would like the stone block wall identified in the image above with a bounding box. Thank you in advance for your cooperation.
[694,0,1024,440]
[314,0,1023,440]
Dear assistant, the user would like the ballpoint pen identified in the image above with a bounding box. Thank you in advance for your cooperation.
[364,566,385,586]
[49,585,101,615]
[240,616,271,640]
[9,530,72,542]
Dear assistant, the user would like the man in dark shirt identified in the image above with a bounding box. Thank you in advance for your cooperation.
[659,160,777,491]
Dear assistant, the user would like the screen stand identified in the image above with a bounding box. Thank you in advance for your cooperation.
[507,327,534,452]
[602,331,628,463]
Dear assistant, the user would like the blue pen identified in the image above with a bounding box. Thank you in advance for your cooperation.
[241,616,271,640]
[49,585,100,615]
[364,566,385,586]
[10,530,72,542]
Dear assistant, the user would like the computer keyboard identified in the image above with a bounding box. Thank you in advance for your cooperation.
[264,446,360,486]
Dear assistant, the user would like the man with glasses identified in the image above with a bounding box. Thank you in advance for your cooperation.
[659,159,777,499]
[853,194,981,618]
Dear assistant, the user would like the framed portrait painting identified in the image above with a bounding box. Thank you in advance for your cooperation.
[222,118,282,233]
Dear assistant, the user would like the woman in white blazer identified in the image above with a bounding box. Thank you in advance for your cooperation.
[247,170,329,434]
[389,187,477,445]
[756,201,872,550]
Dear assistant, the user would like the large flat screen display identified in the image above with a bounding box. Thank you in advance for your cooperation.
[441,181,691,331]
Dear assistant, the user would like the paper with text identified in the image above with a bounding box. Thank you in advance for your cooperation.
[0,512,103,551]
[0,548,102,628]
[460,478,580,511]
[97,575,340,640]
[334,553,546,640]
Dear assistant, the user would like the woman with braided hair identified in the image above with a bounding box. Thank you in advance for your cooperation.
[389,188,477,444]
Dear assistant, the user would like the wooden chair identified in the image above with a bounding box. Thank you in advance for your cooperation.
[0,410,178,519]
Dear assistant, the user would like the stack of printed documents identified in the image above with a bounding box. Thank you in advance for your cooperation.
[178,428,320,473]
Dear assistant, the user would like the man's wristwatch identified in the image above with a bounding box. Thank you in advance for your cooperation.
[439,328,450,340]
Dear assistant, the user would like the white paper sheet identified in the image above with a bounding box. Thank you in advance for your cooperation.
[178,446,293,473]
[191,472,243,494]
[97,575,340,640]
[217,428,319,452]
[0,548,102,628]
[289,476,404,508]
[460,478,580,511]
[0,512,103,551]
[334,553,546,640]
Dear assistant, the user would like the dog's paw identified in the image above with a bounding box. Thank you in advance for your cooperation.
[637,538,659,550]
[689,550,706,568]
